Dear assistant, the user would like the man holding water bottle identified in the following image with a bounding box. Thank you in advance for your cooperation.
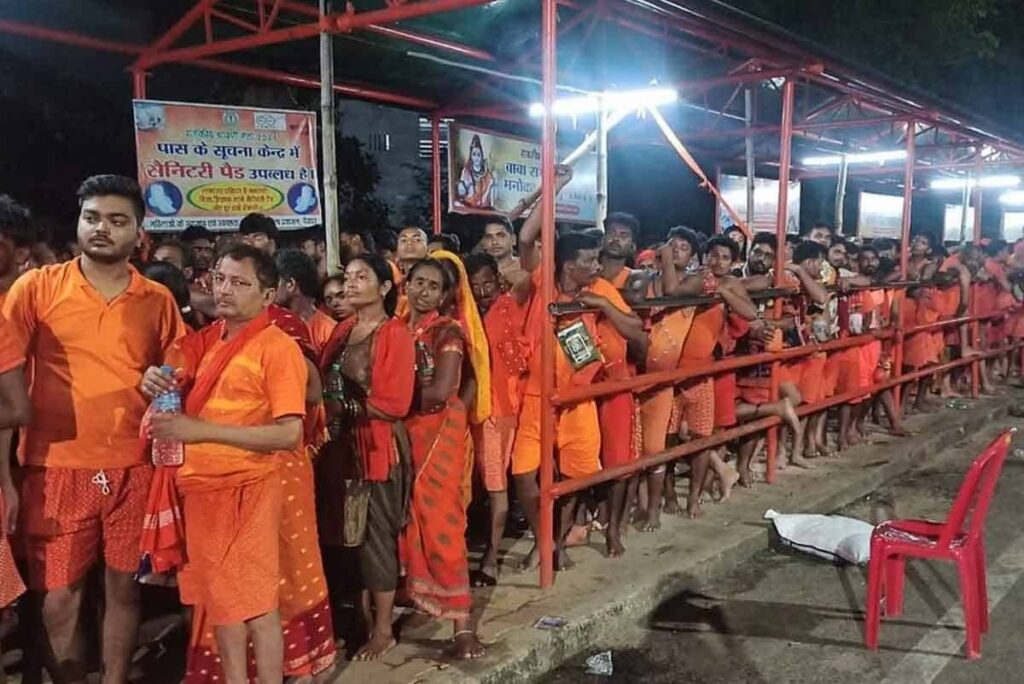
[2,175,185,684]
[142,244,307,684]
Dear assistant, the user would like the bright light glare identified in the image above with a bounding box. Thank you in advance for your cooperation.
[528,88,678,117]
[930,175,1021,190]
[999,190,1024,206]
[803,150,907,166]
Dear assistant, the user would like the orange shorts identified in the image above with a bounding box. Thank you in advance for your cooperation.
[1,490,25,607]
[797,353,827,405]
[19,465,152,591]
[472,415,517,492]
[512,394,601,479]
[669,377,714,438]
[178,475,282,626]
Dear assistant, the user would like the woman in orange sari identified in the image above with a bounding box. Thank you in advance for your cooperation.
[400,258,485,660]
[318,254,416,662]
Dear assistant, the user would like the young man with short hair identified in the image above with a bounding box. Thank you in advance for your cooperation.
[153,238,193,279]
[465,252,528,584]
[239,212,279,255]
[274,248,337,355]
[396,226,429,275]
[4,174,186,684]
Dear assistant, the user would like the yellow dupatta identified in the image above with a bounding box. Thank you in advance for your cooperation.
[432,249,492,425]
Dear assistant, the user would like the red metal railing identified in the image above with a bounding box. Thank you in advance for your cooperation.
[535,282,1023,586]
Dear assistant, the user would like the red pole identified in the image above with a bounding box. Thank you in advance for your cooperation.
[431,113,443,235]
[132,0,221,68]
[132,70,147,99]
[893,120,916,412]
[767,77,795,485]
[538,0,557,590]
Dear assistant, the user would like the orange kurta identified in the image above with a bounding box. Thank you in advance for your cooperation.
[174,322,307,619]
[599,265,640,469]
[1,258,185,468]
[936,255,964,349]
[474,293,528,492]
[640,308,696,456]
[512,272,631,478]
[673,304,724,438]
[175,319,323,682]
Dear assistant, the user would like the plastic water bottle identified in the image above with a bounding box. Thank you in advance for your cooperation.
[152,365,184,467]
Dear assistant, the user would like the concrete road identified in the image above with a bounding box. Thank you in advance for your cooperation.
[540,422,1024,684]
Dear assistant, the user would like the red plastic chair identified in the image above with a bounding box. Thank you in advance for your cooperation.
[864,429,1014,659]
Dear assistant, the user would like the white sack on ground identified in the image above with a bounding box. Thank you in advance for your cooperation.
[764,509,874,564]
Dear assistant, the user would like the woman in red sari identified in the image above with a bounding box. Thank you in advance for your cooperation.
[318,254,416,662]
[400,258,485,660]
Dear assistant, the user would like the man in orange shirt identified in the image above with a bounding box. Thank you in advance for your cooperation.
[466,252,528,584]
[144,245,308,684]
[274,248,337,356]
[597,212,647,554]
[513,167,646,570]
[3,175,185,684]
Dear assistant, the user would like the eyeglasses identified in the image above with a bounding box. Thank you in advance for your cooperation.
[211,272,256,289]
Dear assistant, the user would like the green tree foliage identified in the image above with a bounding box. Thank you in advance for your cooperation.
[336,135,391,232]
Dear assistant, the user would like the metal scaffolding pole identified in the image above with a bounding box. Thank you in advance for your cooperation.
[538,0,558,590]
[431,113,443,235]
[768,78,795,484]
[834,156,849,234]
[744,86,755,228]
[596,95,609,231]
[320,0,340,275]
[899,121,916,279]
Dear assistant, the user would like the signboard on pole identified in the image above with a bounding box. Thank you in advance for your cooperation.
[133,100,321,232]
[448,123,597,223]
[857,192,903,239]
[717,173,800,233]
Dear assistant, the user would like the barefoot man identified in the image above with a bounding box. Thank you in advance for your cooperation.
[513,166,645,570]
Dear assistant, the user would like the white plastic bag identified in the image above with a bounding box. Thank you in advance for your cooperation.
[764,509,874,564]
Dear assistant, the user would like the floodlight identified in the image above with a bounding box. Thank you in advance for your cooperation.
[930,175,1020,190]
[999,190,1024,206]
[803,150,907,166]
[528,88,677,117]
